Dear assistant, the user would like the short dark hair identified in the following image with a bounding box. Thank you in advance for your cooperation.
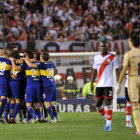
[10,50,20,59]
[26,51,34,59]
[130,32,140,48]
[42,52,49,61]
[36,52,41,61]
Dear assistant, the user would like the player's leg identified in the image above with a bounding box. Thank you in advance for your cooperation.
[3,98,10,123]
[104,87,113,131]
[0,79,8,120]
[10,81,21,123]
[94,88,105,118]
[25,87,38,122]
[51,86,59,121]
[8,98,15,120]
[43,86,55,121]
[34,85,43,121]
[125,88,133,128]
[128,77,140,135]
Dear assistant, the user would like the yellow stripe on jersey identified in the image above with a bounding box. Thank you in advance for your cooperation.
[25,69,40,76]
[40,69,54,77]
[0,63,11,71]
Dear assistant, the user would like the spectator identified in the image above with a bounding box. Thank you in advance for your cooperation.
[82,81,96,99]
[54,74,64,99]
[63,76,79,99]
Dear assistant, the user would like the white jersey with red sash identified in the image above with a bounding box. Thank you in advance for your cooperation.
[93,53,120,87]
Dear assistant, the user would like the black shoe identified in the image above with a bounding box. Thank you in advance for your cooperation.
[132,132,140,135]
[9,118,17,124]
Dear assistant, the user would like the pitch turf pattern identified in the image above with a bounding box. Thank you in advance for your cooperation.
[0,112,139,140]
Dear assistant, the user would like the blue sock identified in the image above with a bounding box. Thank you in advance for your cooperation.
[13,103,20,119]
[35,109,40,118]
[27,106,37,119]
[4,102,10,119]
[27,111,32,121]
[18,104,22,121]
[23,104,27,118]
[37,105,43,120]
[51,105,58,118]
[9,104,15,118]
[0,98,7,117]
[44,107,48,118]
[47,106,55,120]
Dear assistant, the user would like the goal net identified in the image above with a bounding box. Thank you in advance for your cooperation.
[49,52,118,112]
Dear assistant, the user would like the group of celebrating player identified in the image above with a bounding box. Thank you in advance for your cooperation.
[0,47,59,124]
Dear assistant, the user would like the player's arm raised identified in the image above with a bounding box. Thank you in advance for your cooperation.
[24,58,37,68]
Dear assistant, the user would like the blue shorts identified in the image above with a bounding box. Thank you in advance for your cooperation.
[9,80,21,98]
[43,85,57,102]
[25,82,42,103]
[0,78,8,97]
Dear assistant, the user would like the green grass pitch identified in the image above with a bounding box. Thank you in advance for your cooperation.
[0,112,139,140]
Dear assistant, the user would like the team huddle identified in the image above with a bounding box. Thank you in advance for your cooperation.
[0,48,59,124]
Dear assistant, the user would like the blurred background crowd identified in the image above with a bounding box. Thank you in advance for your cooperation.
[0,0,139,43]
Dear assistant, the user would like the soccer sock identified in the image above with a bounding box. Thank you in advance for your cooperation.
[18,104,23,121]
[96,105,105,118]
[44,107,48,118]
[0,98,7,117]
[125,103,132,124]
[46,106,55,120]
[105,106,113,126]
[23,104,27,118]
[9,103,15,118]
[4,102,10,119]
[51,105,58,118]
[37,105,43,120]
[132,105,140,132]
[12,103,20,119]
[27,106,37,119]
[35,108,40,118]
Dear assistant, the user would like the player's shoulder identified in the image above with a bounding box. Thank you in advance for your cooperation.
[94,53,102,59]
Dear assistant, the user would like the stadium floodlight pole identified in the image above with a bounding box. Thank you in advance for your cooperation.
[2,0,6,49]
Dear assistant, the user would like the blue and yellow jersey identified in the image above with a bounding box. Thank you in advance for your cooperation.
[20,62,40,83]
[0,56,11,79]
[37,61,56,87]
[9,60,22,81]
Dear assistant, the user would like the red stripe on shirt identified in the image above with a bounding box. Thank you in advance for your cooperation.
[97,55,115,84]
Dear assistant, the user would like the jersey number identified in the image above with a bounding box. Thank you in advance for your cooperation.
[0,61,6,72]
[138,63,140,75]
[31,69,37,77]
[46,68,54,78]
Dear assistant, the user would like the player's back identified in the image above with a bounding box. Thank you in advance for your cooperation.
[21,61,40,84]
[0,56,11,79]
[39,61,56,87]
[127,48,140,76]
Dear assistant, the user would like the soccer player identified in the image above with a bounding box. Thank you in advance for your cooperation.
[90,41,120,131]
[116,33,140,135]
[125,71,133,128]
[24,52,59,122]
[0,49,11,122]
[10,51,43,123]
[8,50,22,123]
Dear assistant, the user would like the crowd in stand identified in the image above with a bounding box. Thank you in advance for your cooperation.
[0,0,139,43]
